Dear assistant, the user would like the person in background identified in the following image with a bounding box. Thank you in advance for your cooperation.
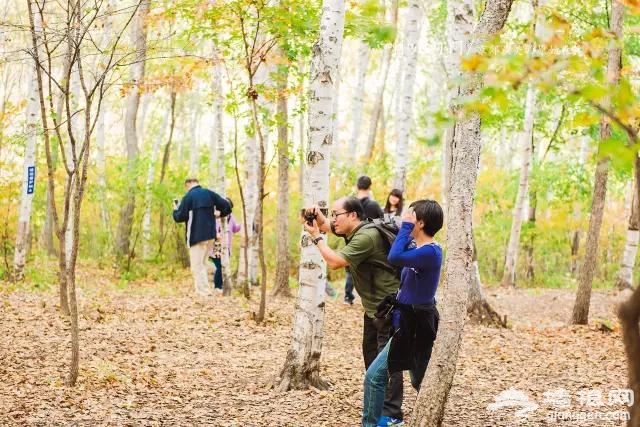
[362,199,444,427]
[357,175,385,219]
[173,178,231,297]
[344,175,385,306]
[383,189,404,226]
[210,197,241,293]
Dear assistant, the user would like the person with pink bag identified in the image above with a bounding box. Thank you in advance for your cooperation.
[209,197,241,293]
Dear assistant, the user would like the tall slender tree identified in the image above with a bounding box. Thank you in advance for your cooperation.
[392,0,422,191]
[13,56,39,280]
[441,0,475,208]
[412,0,514,423]
[273,58,292,297]
[141,96,164,259]
[363,0,398,162]
[27,0,141,386]
[501,0,544,287]
[210,49,233,295]
[501,85,536,286]
[279,0,345,390]
[95,0,114,245]
[572,1,624,325]
[115,0,150,263]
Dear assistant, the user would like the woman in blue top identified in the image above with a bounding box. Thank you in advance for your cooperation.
[362,199,444,427]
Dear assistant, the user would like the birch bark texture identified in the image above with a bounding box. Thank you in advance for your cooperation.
[571,2,623,325]
[501,0,546,287]
[279,0,345,390]
[446,0,504,326]
[210,55,233,295]
[501,83,536,286]
[442,0,475,207]
[13,59,39,280]
[411,1,514,424]
[392,0,422,191]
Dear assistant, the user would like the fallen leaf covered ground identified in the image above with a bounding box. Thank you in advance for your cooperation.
[0,266,631,426]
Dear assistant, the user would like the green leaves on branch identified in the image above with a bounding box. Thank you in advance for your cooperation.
[344,0,396,48]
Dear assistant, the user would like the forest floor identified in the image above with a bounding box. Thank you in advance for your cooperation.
[0,265,633,426]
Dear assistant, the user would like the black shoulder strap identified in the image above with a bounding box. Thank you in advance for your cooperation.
[360,196,370,212]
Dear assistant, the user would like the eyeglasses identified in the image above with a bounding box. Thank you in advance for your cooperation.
[330,211,351,220]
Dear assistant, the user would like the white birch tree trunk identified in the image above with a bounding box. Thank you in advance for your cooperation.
[412,1,514,423]
[346,41,369,164]
[392,0,422,191]
[115,0,149,259]
[13,65,39,280]
[572,1,623,325]
[141,100,164,259]
[210,56,233,295]
[96,1,112,243]
[238,131,258,287]
[501,1,544,287]
[279,0,345,390]
[441,0,475,209]
[616,182,639,290]
[363,45,394,162]
[274,53,292,297]
[95,101,110,236]
[501,83,536,286]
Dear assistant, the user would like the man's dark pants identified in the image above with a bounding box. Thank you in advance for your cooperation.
[363,314,403,420]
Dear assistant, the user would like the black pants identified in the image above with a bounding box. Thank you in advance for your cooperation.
[363,314,403,420]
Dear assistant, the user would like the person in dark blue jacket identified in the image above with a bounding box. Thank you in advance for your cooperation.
[173,178,231,296]
[362,199,443,427]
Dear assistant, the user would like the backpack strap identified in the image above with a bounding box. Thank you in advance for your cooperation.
[348,221,399,292]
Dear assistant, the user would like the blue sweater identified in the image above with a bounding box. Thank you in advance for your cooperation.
[387,222,442,307]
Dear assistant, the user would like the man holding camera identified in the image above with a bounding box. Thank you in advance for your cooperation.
[344,175,385,306]
[303,197,404,425]
[173,178,231,296]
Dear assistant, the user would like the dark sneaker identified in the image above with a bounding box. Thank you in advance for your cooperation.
[377,416,404,426]
[343,298,354,305]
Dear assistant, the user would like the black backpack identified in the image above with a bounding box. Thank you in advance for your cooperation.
[353,217,402,280]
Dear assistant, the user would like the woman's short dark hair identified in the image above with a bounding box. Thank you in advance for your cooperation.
[226,197,234,210]
[384,188,404,215]
[342,196,364,220]
[409,199,443,237]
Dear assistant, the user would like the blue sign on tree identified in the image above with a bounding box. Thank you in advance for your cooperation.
[27,166,35,195]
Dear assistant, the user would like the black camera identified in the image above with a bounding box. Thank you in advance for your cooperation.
[304,212,317,226]
[300,209,317,226]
